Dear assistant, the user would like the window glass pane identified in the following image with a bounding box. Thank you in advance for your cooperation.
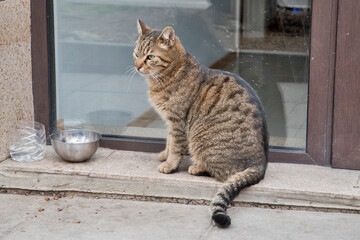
[53,0,311,150]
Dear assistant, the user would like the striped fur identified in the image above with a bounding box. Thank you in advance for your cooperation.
[134,20,268,227]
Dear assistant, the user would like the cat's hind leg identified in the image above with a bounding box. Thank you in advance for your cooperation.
[188,163,210,176]
[158,159,180,174]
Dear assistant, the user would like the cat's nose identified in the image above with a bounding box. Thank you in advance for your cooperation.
[135,62,142,71]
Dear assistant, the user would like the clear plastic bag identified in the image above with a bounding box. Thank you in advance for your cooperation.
[8,121,46,162]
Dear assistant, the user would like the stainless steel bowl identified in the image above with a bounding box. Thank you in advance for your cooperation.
[50,130,101,162]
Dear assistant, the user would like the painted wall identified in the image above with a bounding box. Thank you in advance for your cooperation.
[0,0,34,161]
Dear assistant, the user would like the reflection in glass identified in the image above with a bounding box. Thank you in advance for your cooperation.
[53,0,311,150]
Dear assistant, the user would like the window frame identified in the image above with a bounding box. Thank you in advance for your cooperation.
[31,0,337,166]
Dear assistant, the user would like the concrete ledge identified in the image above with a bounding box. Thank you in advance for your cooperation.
[1,146,360,211]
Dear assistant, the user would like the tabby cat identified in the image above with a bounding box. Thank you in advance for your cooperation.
[134,20,268,227]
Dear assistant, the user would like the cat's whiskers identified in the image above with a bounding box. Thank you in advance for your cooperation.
[125,65,136,75]
[149,72,162,86]
[154,71,168,81]
[151,72,168,87]
[124,65,138,92]
[127,70,138,92]
[150,73,159,84]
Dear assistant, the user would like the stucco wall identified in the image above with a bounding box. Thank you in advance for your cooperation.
[0,0,34,161]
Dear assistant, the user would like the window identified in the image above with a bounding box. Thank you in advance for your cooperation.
[32,0,336,165]
[52,0,310,149]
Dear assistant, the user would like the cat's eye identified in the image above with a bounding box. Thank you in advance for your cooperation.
[146,55,155,60]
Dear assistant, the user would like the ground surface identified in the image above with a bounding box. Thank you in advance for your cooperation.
[1,193,360,240]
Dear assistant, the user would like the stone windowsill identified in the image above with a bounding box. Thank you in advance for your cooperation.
[1,146,360,212]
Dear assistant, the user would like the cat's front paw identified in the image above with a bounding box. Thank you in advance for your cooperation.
[158,150,167,162]
[158,161,178,174]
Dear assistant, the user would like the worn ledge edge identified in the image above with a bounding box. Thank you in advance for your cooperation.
[1,166,360,212]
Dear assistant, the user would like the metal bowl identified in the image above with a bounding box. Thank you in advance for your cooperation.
[50,130,101,162]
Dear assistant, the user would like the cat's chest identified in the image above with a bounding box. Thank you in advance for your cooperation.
[148,90,183,116]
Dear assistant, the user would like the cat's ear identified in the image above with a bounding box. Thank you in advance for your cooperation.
[158,27,175,48]
[137,19,151,35]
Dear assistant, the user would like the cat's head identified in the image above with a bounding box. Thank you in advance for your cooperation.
[134,20,185,76]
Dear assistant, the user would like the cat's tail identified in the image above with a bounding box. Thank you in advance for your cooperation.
[210,164,266,227]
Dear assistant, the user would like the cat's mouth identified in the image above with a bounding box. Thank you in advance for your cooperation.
[135,67,154,78]
[134,67,162,83]
[134,67,146,76]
